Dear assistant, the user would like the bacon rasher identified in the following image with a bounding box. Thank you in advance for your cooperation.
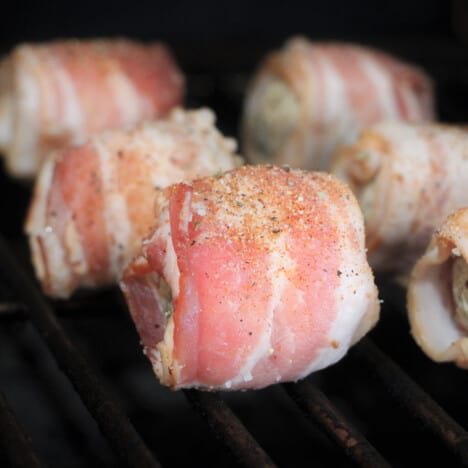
[331,121,468,275]
[408,208,468,367]
[120,165,379,390]
[25,108,242,298]
[0,38,184,178]
[242,37,434,171]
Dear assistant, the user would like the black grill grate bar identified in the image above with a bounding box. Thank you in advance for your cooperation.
[0,234,161,468]
[0,391,45,468]
[0,289,121,322]
[0,302,25,317]
[352,338,468,466]
[283,380,391,468]
[184,390,278,468]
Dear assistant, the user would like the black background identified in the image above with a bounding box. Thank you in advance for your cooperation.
[0,0,452,45]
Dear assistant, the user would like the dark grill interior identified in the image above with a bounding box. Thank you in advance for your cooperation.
[1,3,468,466]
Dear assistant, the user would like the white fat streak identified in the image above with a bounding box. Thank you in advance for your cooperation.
[36,230,74,298]
[229,235,294,387]
[53,65,85,141]
[64,219,88,279]
[26,154,58,283]
[399,84,425,121]
[8,48,40,177]
[163,230,180,299]
[316,54,348,125]
[25,154,75,296]
[0,57,13,147]
[312,52,352,170]
[107,68,146,124]
[299,196,378,378]
[95,139,132,279]
[357,55,399,118]
[179,189,193,235]
[25,154,56,234]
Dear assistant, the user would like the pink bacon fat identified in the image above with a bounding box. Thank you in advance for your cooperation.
[242,36,435,171]
[331,121,468,275]
[25,108,242,299]
[120,165,380,390]
[0,38,184,178]
[408,208,468,367]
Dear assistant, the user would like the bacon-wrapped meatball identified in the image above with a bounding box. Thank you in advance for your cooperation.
[331,121,468,274]
[242,37,434,171]
[25,108,241,298]
[0,38,184,178]
[408,208,468,367]
[120,165,379,390]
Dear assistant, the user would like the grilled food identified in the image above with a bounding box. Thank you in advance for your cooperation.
[408,208,468,367]
[242,37,434,171]
[0,38,184,178]
[120,165,379,390]
[331,121,468,274]
[25,108,241,298]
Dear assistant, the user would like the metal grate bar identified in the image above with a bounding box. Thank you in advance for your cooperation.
[0,301,25,317]
[0,289,120,321]
[0,392,44,468]
[184,390,277,468]
[284,380,391,468]
[0,234,161,468]
[353,338,468,466]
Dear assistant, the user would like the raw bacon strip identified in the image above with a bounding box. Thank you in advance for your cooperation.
[331,121,468,275]
[120,165,379,391]
[242,37,435,171]
[0,38,184,178]
[25,108,242,298]
[408,208,468,367]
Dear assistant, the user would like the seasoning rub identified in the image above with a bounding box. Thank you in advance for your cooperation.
[121,165,379,390]
[26,108,242,298]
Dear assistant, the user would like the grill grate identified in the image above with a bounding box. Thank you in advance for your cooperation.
[0,235,161,468]
[3,234,468,467]
[283,381,390,468]
[0,392,44,468]
[184,390,277,468]
[1,35,468,467]
[352,339,468,466]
